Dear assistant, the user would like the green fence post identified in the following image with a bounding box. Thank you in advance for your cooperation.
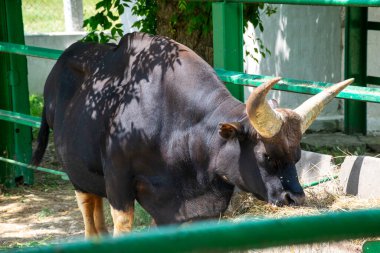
[344,7,367,135]
[0,0,33,187]
[212,1,244,102]
[0,0,16,187]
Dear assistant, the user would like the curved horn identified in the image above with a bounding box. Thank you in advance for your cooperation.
[294,78,354,133]
[246,77,284,138]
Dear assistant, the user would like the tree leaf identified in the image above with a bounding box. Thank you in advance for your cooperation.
[118,5,124,15]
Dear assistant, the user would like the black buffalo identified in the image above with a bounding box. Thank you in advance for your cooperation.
[32,32,353,237]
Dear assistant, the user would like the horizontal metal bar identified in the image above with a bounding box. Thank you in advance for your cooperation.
[302,175,338,188]
[367,21,380,31]
[367,76,380,85]
[11,209,380,253]
[2,43,380,103]
[0,157,69,180]
[227,0,380,7]
[0,109,41,128]
[0,42,61,60]
[216,69,380,103]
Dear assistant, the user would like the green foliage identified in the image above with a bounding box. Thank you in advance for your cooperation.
[131,0,158,34]
[0,240,49,250]
[29,94,44,138]
[83,1,277,62]
[244,3,277,63]
[37,208,54,218]
[82,0,129,43]
[29,94,43,117]
[133,202,153,230]
[171,1,212,35]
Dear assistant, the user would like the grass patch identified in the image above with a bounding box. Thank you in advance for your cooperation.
[29,94,44,138]
[29,94,43,117]
[0,240,49,250]
[37,208,54,218]
[22,0,99,33]
[134,202,153,230]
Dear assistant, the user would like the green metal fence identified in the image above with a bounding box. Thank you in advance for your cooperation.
[0,0,34,187]
[1,40,380,252]
[2,0,380,252]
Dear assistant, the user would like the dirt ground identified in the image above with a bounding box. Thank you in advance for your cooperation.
[0,172,87,248]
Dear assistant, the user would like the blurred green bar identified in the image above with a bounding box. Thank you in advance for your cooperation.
[11,209,380,253]
[363,241,380,253]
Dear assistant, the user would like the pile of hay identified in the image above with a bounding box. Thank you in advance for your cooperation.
[223,167,380,252]
[226,178,380,219]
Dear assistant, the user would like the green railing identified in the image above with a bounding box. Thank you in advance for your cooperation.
[3,0,380,249]
[2,41,380,252]
[0,108,41,128]
[0,156,69,180]
[0,42,61,60]
[10,209,380,253]
[2,42,380,104]
[216,69,380,103]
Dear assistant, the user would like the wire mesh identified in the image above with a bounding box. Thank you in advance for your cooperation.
[22,0,98,34]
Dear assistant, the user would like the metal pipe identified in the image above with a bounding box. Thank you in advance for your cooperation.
[0,156,69,180]
[216,69,380,104]
[1,43,380,104]
[302,175,338,188]
[11,209,380,253]
[0,109,41,128]
[0,42,61,60]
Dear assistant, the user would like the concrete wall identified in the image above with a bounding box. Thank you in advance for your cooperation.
[25,33,85,94]
[367,7,380,134]
[244,5,380,134]
[244,5,344,132]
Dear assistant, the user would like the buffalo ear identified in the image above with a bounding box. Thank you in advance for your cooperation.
[218,122,242,139]
[268,98,279,109]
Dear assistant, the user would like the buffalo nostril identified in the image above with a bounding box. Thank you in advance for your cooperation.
[282,192,305,206]
[284,192,295,205]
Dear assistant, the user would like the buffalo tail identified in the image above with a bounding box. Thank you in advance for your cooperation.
[31,106,50,166]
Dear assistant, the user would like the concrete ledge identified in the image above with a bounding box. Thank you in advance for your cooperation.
[296,150,334,184]
[301,133,366,151]
[339,156,380,199]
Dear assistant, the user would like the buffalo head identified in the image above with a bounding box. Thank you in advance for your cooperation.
[215,78,353,206]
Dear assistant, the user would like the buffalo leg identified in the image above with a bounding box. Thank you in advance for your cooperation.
[75,191,107,237]
[110,205,134,236]
[93,196,108,235]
